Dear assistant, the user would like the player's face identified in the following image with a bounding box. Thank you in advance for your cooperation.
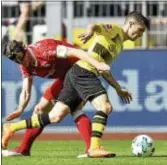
[10,52,25,64]
[128,23,146,41]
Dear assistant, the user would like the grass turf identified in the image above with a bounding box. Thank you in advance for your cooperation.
[2,140,167,165]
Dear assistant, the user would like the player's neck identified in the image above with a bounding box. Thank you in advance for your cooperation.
[27,48,38,67]
[21,49,36,67]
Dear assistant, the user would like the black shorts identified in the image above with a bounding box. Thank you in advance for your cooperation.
[57,64,106,111]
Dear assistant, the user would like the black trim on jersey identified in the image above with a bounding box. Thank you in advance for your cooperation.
[92,43,110,59]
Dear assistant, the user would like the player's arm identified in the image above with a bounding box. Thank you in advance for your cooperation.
[101,71,132,104]
[78,24,99,43]
[56,46,110,72]
[78,23,111,43]
[5,77,33,121]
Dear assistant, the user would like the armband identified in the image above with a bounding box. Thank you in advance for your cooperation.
[56,45,68,58]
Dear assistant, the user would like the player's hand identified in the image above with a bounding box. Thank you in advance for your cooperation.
[5,109,24,121]
[116,89,132,104]
[96,62,110,72]
[78,30,94,44]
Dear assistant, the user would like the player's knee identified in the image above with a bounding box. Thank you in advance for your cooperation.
[49,104,70,123]
[104,103,113,115]
[33,104,44,115]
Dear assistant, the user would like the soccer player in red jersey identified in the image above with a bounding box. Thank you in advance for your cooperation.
[2,39,110,157]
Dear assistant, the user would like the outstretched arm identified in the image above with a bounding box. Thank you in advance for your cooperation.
[67,47,110,72]
[102,71,132,104]
[5,77,33,121]
[56,45,110,72]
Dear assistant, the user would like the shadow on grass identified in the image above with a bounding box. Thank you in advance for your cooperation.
[152,155,167,158]
[117,155,167,158]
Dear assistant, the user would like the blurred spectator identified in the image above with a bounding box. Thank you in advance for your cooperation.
[151,18,167,46]
[151,18,167,25]
[2,1,45,45]
[15,1,45,44]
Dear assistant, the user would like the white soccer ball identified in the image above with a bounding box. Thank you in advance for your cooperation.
[131,134,155,157]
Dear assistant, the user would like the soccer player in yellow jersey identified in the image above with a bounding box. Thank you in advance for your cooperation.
[2,11,149,158]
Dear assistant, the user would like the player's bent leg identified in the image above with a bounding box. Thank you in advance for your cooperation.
[88,94,116,158]
[2,101,69,150]
[2,80,64,156]
[2,97,54,155]
[33,97,54,115]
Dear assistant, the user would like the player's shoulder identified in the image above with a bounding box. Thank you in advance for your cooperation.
[107,23,122,32]
[29,39,58,48]
[98,23,121,33]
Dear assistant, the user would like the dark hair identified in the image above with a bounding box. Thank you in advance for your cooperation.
[3,40,25,60]
[126,11,149,28]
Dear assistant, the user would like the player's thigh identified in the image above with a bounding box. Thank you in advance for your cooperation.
[91,93,113,115]
[33,97,54,115]
[42,78,64,101]
[57,68,83,112]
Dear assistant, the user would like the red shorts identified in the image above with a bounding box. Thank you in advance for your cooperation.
[43,79,64,101]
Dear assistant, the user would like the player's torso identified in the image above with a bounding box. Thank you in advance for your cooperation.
[27,58,72,79]
[90,33,123,64]
[21,39,78,79]
[77,24,124,75]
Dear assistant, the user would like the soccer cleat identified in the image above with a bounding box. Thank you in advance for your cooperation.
[88,147,116,158]
[77,153,88,158]
[2,148,30,157]
[2,123,14,149]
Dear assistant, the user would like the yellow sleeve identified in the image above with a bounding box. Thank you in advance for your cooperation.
[95,23,119,36]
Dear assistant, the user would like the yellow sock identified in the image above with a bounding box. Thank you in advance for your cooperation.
[10,120,27,132]
[10,114,47,132]
[90,111,108,149]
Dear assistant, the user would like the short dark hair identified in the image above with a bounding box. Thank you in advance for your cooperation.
[125,11,149,28]
[3,40,25,59]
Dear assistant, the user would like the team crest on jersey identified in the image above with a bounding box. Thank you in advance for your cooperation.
[105,24,112,30]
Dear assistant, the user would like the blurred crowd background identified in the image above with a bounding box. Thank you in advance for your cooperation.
[1,0,167,49]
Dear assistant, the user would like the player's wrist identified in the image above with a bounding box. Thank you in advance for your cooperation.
[17,105,24,112]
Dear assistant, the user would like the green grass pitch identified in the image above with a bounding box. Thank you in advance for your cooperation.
[2,140,167,165]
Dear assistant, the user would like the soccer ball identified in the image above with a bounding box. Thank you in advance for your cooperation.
[131,134,155,157]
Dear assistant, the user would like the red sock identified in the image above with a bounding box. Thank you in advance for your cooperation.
[75,114,91,153]
[17,128,43,155]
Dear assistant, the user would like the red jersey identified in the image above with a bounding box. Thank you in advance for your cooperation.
[20,39,79,79]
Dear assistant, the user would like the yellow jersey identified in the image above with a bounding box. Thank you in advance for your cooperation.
[76,24,124,75]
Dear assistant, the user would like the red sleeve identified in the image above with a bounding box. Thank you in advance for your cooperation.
[43,79,64,101]
[40,39,78,62]
[33,39,58,62]
[19,64,32,78]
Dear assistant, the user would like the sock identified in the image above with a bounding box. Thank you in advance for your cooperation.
[17,128,43,155]
[90,111,108,149]
[10,114,51,132]
[75,114,91,153]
